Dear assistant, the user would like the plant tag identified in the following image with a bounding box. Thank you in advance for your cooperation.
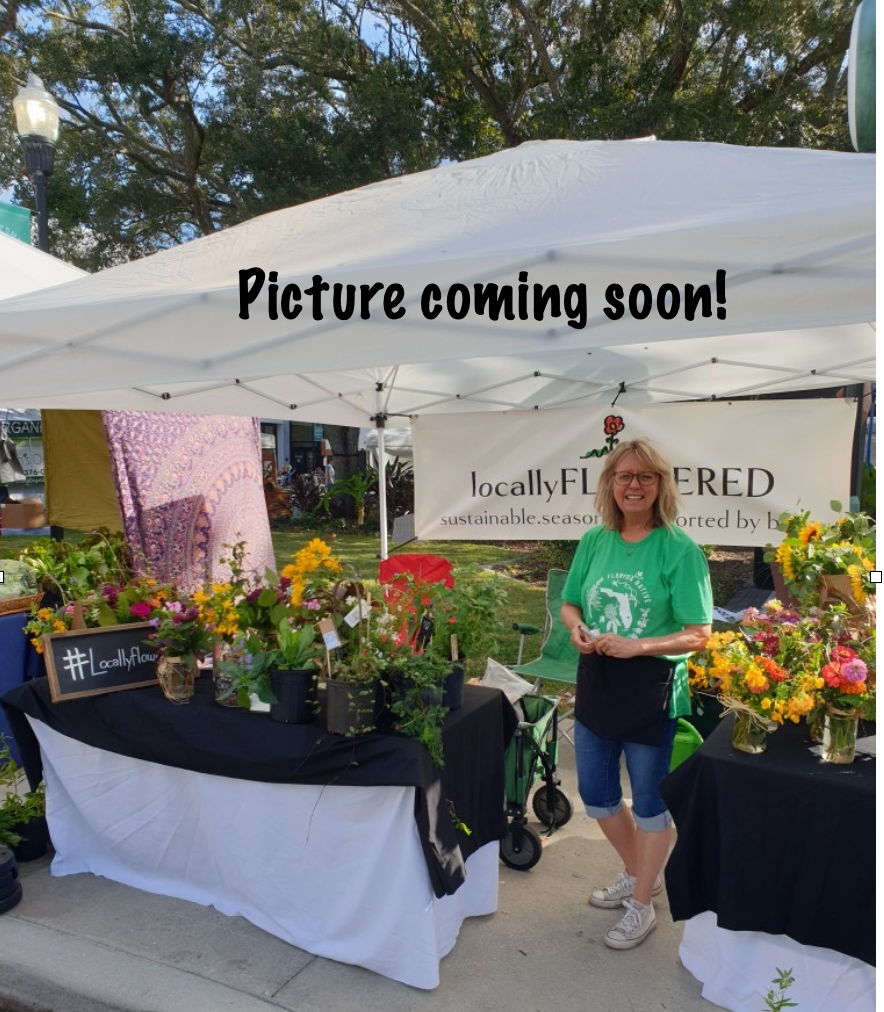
[319,617,342,650]
[343,601,371,627]
[450,634,459,661]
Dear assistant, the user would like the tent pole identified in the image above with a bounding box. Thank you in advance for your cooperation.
[376,412,389,560]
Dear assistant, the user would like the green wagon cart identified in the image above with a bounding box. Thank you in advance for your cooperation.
[499,694,573,871]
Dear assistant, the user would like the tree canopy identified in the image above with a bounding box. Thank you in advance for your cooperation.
[0,0,856,269]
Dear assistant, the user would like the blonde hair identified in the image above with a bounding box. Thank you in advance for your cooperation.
[595,438,679,530]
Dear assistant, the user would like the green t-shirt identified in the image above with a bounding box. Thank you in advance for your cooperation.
[562,524,712,719]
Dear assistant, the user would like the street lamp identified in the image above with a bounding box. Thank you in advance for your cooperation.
[13,73,60,253]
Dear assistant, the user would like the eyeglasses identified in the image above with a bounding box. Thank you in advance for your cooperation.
[612,471,659,487]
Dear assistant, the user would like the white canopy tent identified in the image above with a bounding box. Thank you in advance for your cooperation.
[0,138,874,553]
[0,230,86,299]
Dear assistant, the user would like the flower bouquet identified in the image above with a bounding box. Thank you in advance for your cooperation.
[195,539,337,709]
[812,606,875,763]
[688,601,824,752]
[23,576,171,652]
[148,597,215,703]
[765,503,876,610]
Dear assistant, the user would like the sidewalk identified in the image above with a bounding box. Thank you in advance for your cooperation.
[0,741,726,1012]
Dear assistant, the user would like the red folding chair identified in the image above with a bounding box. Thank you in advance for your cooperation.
[378,554,454,652]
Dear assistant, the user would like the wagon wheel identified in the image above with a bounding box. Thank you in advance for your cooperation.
[499,825,543,871]
[532,786,574,828]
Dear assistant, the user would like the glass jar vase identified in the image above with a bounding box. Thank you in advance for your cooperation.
[822,710,858,764]
[731,709,769,754]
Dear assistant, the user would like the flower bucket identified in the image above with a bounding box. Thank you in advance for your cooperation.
[325,678,378,735]
[156,656,197,704]
[269,668,316,724]
[822,708,858,764]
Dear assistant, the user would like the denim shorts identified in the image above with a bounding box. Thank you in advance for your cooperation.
[573,718,677,832]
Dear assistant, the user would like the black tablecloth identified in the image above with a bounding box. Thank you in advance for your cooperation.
[661,715,875,966]
[2,677,517,898]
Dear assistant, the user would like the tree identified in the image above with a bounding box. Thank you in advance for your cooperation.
[0,0,855,267]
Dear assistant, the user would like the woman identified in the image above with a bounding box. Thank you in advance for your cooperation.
[561,437,711,950]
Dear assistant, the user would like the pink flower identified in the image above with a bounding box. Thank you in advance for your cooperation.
[304,599,321,611]
[840,659,868,685]
[130,601,152,619]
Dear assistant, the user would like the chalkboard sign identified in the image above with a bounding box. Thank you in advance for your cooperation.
[42,623,159,702]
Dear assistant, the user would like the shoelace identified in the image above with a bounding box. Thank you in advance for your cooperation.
[616,901,645,934]
[608,871,635,896]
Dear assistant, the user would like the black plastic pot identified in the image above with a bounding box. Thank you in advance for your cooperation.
[269,668,316,724]
[442,664,466,710]
[325,678,379,735]
[10,815,49,863]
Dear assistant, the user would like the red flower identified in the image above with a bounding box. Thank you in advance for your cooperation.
[758,657,789,682]
[831,645,858,664]
[820,662,843,688]
[604,415,625,436]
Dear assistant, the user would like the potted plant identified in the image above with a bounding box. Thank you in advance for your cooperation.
[385,641,452,767]
[0,739,48,861]
[428,564,509,686]
[148,597,215,703]
[324,578,386,735]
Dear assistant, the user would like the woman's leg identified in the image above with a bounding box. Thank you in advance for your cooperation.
[574,720,642,895]
[622,720,677,904]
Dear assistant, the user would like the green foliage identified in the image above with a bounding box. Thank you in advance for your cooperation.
[0,738,46,849]
[387,651,453,768]
[761,967,798,1011]
[14,529,132,603]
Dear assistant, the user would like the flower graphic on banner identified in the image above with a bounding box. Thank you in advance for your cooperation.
[581,415,625,459]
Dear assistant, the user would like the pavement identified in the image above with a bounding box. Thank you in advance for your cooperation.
[0,735,728,1012]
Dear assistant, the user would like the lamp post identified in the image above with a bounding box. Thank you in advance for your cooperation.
[13,73,60,253]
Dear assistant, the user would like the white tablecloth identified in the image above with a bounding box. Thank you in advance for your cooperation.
[680,912,876,1012]
[31,718,499,989]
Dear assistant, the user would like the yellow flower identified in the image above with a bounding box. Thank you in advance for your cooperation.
[775,542,796,582]
[799,521,823,545]
[37,608,53,621]
[761,697,772,710]
[847,564,866,604]
[53,620,67,632]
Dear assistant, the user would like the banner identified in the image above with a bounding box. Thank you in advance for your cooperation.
[413,400,856,546]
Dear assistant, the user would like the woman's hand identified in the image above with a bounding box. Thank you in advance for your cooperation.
[592,633,640,659]
[561,603,597,654]
[570,623,598,655]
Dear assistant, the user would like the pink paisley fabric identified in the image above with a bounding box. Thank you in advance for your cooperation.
[102,411,275,594]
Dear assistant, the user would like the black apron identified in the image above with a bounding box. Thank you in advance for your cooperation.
[575,652,676,747]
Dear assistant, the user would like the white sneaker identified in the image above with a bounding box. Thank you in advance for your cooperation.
[588,870,663,909]
[604,898,657,949]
